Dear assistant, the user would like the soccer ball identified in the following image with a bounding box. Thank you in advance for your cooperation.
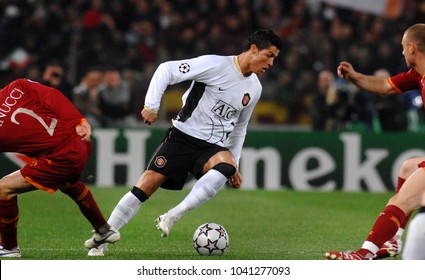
[192,222,229,256]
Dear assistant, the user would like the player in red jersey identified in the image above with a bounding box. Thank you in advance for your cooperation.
[325,23,425,260]
[0,78,119,257]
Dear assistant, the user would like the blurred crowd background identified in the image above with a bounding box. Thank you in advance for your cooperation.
[1,0,424,132]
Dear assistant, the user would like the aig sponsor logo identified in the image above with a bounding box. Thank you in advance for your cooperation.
[211,100,237,120]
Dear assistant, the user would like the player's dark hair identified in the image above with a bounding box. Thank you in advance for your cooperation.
[242,29,283,52]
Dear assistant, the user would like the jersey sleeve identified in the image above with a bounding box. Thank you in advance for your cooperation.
[144,55,220,111]
[20,79,84,127]
[388,69,420,94]
[225,88,262,164]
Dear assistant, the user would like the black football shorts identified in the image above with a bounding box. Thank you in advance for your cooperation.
[147,127,228,190]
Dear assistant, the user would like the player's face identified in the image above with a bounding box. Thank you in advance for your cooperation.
[401,33,415,68]
[251,45,280,76]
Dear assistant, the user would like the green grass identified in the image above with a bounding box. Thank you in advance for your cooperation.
[13,187,398,260]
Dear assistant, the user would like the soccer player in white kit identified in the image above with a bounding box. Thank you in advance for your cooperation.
[86,29,283,256]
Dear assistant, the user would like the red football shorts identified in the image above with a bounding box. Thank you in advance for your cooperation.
[20,136,92,194]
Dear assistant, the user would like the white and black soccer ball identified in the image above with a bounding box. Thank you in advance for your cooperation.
[192,222,229,256]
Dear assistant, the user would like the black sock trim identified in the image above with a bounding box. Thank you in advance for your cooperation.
[212,163,236,179]
[131,186,149,202]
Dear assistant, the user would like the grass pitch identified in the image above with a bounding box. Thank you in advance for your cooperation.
[13,187,398,260]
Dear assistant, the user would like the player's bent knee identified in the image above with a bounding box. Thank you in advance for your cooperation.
[0,177,10,199]
[212,163,236,179]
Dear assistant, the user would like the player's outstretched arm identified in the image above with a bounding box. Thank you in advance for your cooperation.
[337,61,394,95]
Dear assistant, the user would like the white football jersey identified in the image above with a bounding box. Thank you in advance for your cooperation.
[144,55,262,163]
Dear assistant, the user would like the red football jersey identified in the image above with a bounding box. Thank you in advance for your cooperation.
[0,79,85,157]
[388,68,425,107]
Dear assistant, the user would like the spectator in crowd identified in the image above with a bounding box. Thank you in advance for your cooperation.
[311,69,338,131]
[41,62,73,101]
[99,67,138,127]
[72,67,104,127]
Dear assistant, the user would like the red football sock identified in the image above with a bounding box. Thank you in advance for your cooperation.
[358,205,405,256]
[0,197,19,249]
[61,181,108,233]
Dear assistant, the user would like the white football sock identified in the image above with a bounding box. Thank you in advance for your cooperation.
[88,191,142,255]
[108,191,142,230]
[402,212,425,260]
[167,169,227,220]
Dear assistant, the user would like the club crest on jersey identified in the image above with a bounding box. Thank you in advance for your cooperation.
[242,93,251,106]
[179,63,191,74]
[154,156,167,168]
[211,100,237,120]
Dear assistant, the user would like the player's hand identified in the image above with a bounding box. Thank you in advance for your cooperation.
[141,107,158,125]
[229,171,242,189]
[75,119,92,142]
[337,61,355,79]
